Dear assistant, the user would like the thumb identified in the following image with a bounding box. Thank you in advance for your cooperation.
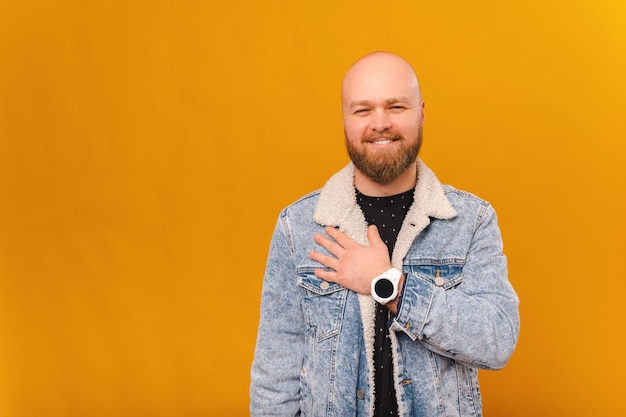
[367,224,385,246]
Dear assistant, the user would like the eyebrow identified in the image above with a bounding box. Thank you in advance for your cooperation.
[349,97,412,109]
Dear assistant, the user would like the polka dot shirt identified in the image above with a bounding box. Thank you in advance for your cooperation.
[356,187,415,417]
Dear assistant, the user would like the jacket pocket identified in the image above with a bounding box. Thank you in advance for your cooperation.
[297,269,347,342]
[413,261,464,290]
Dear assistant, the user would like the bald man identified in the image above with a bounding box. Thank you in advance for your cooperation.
[250,52,520,417]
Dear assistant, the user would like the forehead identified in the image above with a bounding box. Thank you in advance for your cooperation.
[342,57,420,104]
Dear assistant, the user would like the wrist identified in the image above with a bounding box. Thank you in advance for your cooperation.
[386,273,405,315]
[371,267,403,305]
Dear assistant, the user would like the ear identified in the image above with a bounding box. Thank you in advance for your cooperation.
[420,101,426,120]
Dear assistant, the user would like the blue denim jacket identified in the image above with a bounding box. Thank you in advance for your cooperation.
[250,160,520,417]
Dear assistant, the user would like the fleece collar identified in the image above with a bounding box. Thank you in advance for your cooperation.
[313,158,457,266]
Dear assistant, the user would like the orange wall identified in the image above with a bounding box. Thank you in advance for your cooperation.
[1,1,624,416]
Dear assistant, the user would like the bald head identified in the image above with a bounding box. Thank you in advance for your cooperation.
[340,52,425,191]
[342,52,422,113]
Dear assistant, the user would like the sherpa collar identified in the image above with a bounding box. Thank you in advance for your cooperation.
[313,158,457,266]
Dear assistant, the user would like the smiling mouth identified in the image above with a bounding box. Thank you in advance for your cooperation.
[372,139,393,145]
[364,133,402,145]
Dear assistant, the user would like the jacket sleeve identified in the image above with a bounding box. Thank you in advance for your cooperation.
[250,212,303,416]
[390,203,520,370]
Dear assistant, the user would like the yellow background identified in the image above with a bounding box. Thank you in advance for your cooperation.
[1,0,624,416]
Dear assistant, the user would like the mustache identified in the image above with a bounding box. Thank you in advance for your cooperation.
[362,132,403,143]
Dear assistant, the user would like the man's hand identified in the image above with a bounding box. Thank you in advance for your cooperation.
[309,225,392,295]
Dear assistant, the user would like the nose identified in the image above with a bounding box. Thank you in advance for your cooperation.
[370,109,392,132]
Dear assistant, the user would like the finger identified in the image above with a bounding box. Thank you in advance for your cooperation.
[313,232,345,256]
[309,250,340,271]
[367,224,385,246]
[324,226,357,249]
[313,268,337,283]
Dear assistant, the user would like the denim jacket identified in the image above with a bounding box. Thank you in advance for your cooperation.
[250,159,520,417]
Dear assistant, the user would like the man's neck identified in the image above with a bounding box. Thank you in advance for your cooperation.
[354,162,418,197]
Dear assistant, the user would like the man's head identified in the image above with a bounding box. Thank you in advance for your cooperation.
[342,52,425,186]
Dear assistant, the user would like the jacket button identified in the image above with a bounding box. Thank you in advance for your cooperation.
[320,281,330,290]
[356,389,365,400]
[404,322,411,329]
[435,276,445,286]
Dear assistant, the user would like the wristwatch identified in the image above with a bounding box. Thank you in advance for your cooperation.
[371,268,403,305]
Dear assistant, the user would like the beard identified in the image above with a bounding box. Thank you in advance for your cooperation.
[345,126,423,185]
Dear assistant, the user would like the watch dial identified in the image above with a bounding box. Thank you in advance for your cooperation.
[375,279,394,298]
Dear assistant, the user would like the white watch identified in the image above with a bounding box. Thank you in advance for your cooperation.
[371,268,403,305]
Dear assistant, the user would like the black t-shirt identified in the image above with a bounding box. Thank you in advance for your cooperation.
[356,188,414,417]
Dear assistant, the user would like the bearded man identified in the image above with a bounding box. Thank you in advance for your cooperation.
[250,52,520,417]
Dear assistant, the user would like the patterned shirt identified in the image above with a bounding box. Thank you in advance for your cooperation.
[356,188,414,417]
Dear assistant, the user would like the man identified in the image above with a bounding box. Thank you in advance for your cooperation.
[250,52,520,417]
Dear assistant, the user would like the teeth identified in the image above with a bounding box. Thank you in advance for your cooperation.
[373,139,392,144]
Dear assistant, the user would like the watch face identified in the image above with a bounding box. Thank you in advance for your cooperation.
[374,278,394,298]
